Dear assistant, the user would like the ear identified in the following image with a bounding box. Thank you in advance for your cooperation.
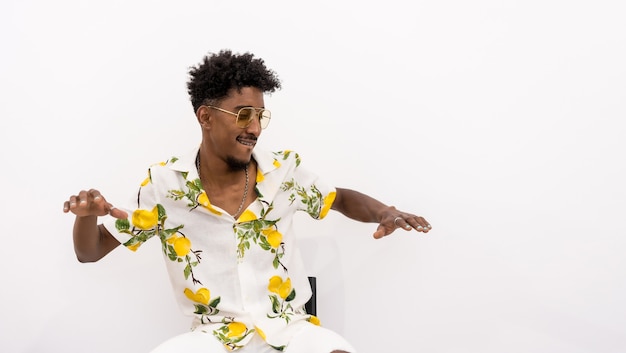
[196,106,211,128]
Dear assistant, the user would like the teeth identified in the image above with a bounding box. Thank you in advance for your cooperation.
[238,139,255,146]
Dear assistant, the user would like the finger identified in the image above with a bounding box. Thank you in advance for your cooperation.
[87,189,114,216]
[77,190,98,215]
[67,195,79,211]
[67,190,110,216]
[76,190,90,207]
[416,216,432,233]
[409,216,426,232]
[75,192,88,210]
[402,215,432,233]
[65,193,90,216]
[373,224,388,239]
[89,189,106,206]
[393,216,413,231]
[108,206,128,219]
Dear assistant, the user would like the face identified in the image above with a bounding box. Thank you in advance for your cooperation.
[198,86,265,170]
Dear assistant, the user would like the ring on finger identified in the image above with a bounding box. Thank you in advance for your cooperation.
[393,216,403,227]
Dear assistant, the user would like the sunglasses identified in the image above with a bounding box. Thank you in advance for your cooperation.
[206,105,271,129]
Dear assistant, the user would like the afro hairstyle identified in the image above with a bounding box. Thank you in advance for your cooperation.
[187,49,282,112]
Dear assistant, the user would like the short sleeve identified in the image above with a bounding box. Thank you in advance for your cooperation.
[277,151,336,220]
[101,164,162,252]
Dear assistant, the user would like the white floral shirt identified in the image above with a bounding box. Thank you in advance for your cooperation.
[103,146,336,351]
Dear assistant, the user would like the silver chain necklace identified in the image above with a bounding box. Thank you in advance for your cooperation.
[196,153,249,218]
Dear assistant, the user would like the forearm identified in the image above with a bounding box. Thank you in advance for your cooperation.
[331,188,395,223]
[73,216,119,262]
[331,187,431,239]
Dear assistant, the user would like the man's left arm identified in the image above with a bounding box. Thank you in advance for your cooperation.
[331,187,432,239]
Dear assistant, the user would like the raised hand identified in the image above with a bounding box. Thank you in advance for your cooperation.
[373,208,432,239]
[63,189,128,219]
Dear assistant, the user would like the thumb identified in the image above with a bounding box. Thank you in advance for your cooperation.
[109,206,128,219]
[373,224,387,239]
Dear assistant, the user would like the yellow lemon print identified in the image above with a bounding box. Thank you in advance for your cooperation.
[273,159,281,168]
[256,168,265,183]
[238,209,257,223]
[268,275,282,294]
[320,191,336,219]
[308,315,321,326]
[173,237,191,257]
[140,176,150,187]
[127,242,140,252]
[197,192,222,215]
[255,326,266,340]
[268,276,292,299]
[265,229,282,248]
[131,206,159,230]
[226,322,247,338]
[197,192,210,207]
[184,287,210,305]
[278,278,292,299]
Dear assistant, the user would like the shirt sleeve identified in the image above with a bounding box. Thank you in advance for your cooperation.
[101,164,161,252]
[287,152,337,220]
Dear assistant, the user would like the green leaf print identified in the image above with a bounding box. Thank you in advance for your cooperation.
[275,150,301,167]
[167,178,205,210]
[285,289,296,302]
[269,295,281,314]
[115,218,130,232]
[213,323,254,350]
[280,179,324,218]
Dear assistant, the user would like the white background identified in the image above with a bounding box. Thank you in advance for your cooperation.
[1,1,625,352]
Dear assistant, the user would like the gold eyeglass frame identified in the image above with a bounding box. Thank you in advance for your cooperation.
[206,105,271,129]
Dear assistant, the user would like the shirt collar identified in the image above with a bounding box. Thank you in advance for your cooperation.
[168,145,279,179]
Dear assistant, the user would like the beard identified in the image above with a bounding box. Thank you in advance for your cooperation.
[225,156,250,171]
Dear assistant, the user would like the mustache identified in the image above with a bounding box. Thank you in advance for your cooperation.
[238,134,258,141]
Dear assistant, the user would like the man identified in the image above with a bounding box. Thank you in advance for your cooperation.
[63,50,432,353]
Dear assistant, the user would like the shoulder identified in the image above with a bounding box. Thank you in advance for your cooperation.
[141,148,198,187]
[271,150,302,167]
[253,147,302,174]
[149,147,197,173]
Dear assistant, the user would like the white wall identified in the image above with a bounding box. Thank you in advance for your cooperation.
[2,1,625,352]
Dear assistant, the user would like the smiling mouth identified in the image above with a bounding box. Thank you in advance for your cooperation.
[237,136,257,147]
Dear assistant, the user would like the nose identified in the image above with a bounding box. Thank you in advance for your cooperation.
[244,112,262,135]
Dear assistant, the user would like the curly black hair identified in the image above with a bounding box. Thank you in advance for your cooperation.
[187,49,282,112]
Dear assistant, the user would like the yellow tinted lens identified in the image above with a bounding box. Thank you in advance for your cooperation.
[259,110,271,129]
[236,108,255,127]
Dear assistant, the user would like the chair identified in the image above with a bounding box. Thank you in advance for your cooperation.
[305,276,317,316]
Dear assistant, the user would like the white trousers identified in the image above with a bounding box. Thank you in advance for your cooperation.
[149,324,356,353]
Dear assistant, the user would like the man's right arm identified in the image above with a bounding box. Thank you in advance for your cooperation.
[73,218,120,262]
[64,189,128,262]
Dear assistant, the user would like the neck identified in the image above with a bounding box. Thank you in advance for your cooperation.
[196,145,251,180]
[196,152,251,218]
[196,154,247,184]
